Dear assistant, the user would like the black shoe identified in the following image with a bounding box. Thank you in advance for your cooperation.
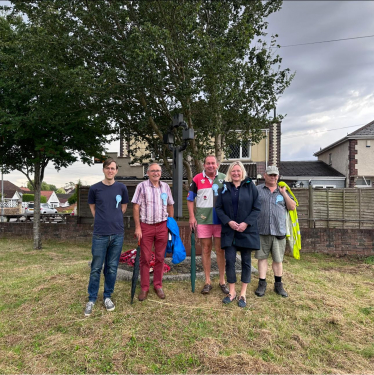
[222,293,237,304]
[274,282,288,297]
[255,280,267,297]
[237,296,246,308]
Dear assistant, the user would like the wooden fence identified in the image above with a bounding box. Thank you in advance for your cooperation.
[78,185,374,229]
[294,187,374,229]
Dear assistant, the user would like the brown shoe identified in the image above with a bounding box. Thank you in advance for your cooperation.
[138,290,149,301]
[219,283,230,295]
[154,287,165,299]
[201,284,213,294]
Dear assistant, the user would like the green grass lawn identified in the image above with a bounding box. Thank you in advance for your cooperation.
[0,238,373,374]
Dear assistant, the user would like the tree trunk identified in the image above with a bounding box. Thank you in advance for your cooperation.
[33,163,42,249]
[215,133,223,165]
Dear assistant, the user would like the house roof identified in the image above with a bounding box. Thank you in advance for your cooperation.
[1,181,23,199]
[314,119,374,156]
[2,180,23,193]
[20,187,30,191]
[279,161,345,177]
[27,191,58,200]
[56,193,73,204]
[41,191,54,200]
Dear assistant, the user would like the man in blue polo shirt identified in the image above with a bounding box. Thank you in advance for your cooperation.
[84,158,129,317]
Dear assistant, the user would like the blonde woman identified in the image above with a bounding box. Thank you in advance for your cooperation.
[215,161,261,307]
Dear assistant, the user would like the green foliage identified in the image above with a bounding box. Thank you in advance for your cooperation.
[55,188,66,194]
[26,181,57,191]
[22,194,34,202]
[67,180,82,205]
[8,0,293,181]
[23,194,47,203]
[0,14,117,248]
[364,256,374,265]
[67,194,77,206]
[360,307,373,316]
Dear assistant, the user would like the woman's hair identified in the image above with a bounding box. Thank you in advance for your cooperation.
[225,161,247,182]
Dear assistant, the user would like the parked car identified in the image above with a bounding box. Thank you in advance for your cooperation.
[40,203,58,214]
[25,203,58,215]
[25,203,34,214]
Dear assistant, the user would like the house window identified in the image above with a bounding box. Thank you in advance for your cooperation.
[313,185,336,189]
[356,178,372,187]
[228,140,251,160]
[328,153,332,165]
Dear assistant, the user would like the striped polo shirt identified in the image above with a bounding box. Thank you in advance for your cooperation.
[257,183,293,236]
[132,180,174,224]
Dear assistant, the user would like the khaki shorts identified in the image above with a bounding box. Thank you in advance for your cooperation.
[255,235,286,263]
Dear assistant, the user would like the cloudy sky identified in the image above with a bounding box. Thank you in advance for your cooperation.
[2,1,374,188]
[267,1,374,160]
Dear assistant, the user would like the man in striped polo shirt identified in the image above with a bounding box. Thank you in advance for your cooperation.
[132,163,174,301]
[187,155,229,295]
[255,165,296,298]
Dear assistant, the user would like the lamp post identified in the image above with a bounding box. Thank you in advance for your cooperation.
[163,114,194,219]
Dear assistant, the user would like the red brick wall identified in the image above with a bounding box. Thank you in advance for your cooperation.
[268,122,281,168]
[1,218,373,257]
[0,218,202,255]
[300,227,374,257]
[348,139,358,188]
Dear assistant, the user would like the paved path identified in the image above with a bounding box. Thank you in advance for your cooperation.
[117,252,258,282]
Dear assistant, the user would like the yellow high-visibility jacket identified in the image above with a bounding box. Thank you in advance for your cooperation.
[278,181,301,260]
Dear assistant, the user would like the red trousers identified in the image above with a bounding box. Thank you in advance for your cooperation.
[140,221,168,291]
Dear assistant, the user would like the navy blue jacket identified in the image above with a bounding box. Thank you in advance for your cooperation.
[215,178,261,250]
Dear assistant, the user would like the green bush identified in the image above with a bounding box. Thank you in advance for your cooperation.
[22,194,47,203]
[22,194,34,202]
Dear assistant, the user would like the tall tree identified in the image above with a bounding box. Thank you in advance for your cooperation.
[0,15,116,249]
[27,181,57,191]
[8,0,293,182]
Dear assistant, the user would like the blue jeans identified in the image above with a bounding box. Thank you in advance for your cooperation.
[88,234,124,302]
[225,245,252,284]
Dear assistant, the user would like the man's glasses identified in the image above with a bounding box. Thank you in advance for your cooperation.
[149,170,161,173]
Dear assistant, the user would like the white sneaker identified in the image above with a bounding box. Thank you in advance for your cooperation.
[84,301,94,317]
[104,298,115,312]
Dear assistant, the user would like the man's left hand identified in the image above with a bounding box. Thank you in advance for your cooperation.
[278,185,287,196]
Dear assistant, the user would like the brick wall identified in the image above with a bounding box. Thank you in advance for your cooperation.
[348,139,358,188]
[268,122,281,168]
[300,227,374,257]
[2,207,22,215]
[1,217,373,257]
[0,217,203,255]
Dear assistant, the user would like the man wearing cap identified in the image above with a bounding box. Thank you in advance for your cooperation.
[255,165,296,297]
